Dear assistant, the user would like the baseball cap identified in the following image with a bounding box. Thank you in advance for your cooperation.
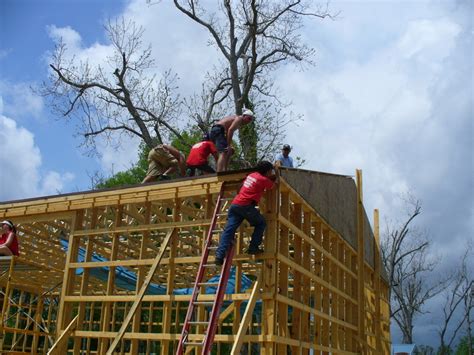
[242,109,254,118]
[282,144,291,150]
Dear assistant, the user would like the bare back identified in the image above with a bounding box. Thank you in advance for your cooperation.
[215,115,240,131]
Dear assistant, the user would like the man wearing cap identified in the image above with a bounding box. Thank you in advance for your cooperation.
[209,109,255,172]
[275,144,294,168]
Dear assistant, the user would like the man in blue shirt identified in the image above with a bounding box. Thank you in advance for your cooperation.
[275,144,294,168]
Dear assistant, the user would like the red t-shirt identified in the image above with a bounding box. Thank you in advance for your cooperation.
[0,232,19,256]
[186,141,217,166]
[232,172,274,206]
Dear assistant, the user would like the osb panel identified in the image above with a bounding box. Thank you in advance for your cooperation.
[280,169,384,277]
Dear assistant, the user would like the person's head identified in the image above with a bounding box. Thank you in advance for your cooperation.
[255,160,274,176]
[2,220,16,234]
[282,144,291,157]
[241,109,255,124]
[202,132,211,141]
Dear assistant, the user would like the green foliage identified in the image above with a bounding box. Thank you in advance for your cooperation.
[170,128,203,157]
[437,345,453,355]
[239,100,258,165]
[454,335,473,355]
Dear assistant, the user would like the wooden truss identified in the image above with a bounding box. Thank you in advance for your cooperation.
[0,169,391,354]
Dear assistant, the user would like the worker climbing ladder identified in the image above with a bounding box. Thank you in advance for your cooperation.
[176,182,237,354]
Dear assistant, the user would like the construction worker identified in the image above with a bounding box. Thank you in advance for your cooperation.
[186,133,218,176]
[0,220,19,256]
[142,144,186,183]
[209,109,255,172]
[275,144,294,168]
[215,161,277,266]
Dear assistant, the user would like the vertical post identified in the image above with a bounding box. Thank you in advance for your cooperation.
[302,211,311,355]
[373,209,382,353]
[56,210,83,354]
[291,203,302,355]
[162,197,180,354]
[74,208,98,354]
[0,256,15,352]
[99,204,123,353]
[356,169,366,354]
[32,297,45,354]
[130,202,152,355]
[277,191,290,354]
[261,186,279,354]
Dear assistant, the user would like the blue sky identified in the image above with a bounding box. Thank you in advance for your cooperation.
[0,0,472,348]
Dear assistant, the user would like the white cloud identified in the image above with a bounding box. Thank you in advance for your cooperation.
[47,25,82,48]
[0,81,44,120]
[0,114,75,201]
[96,136,141,174]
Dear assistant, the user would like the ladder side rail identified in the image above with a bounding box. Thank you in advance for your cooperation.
[176,183,226,354]
[202,244,235,354]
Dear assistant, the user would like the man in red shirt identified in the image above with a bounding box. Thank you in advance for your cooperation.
[215,161,277,265]
[186,134,218,176]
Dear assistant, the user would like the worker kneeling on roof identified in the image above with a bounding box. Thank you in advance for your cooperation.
[142,144,186,183]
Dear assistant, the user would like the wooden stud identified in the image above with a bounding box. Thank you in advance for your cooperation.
[356,169,365,354]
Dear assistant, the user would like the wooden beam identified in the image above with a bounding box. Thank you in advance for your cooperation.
[231,272,262,355]
[47,315,78,355]
[356,169,365,353]
[106,228,174,355]
[373,209,383,353]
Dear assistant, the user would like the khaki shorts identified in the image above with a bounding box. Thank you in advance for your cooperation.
[145,145,179,178]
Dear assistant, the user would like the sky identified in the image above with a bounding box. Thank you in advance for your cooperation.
[0,0,472,348]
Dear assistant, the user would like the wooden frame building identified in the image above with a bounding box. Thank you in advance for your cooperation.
[0,168,391,354]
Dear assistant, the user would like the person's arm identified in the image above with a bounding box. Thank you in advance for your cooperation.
[3,232,15,248]
[174,151,186,176]
[209,142,219,162]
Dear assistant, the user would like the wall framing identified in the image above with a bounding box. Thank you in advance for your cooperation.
[0,169,391,354]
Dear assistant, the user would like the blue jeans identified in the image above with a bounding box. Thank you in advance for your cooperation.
[215,204,266,259]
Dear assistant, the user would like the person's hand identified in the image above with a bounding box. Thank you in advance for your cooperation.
[226,146,235,155]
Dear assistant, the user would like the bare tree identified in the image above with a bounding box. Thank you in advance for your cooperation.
[172,0,335,162]
[381,195,447,343]
[40,18,184,153]
[438,244,473,354]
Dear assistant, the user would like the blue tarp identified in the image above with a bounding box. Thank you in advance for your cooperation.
[60,239,252,295]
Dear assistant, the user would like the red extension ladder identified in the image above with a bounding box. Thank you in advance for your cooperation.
[176,182,236,354]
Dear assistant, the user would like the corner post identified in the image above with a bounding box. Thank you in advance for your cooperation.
[356,169,366,353]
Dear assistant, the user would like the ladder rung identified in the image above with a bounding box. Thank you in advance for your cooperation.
[207,246,218,250]
[185,342,204,346]
[203,264,218,268]
[189,321,209,325]
[194,301,214,305]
